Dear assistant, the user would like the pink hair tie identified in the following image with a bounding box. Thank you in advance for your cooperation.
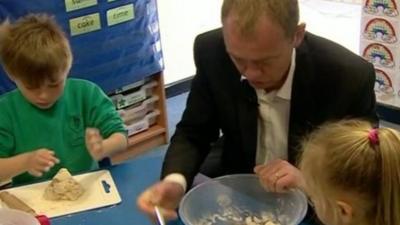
[368,128,379,145]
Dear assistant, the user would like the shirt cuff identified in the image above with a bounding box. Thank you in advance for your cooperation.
[163,173,187,193]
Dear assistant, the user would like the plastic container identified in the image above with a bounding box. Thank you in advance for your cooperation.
[0,208,39,225]
[118,95,159,124]
[109,77,152,95]
[125,110,160,136]
[179,174,308,225]
[111,81,157,109]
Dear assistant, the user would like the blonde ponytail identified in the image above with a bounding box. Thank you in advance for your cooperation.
[374,128,400,225]
[300,120,400,225]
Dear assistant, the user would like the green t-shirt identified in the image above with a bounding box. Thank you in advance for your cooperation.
[0,78,126,185]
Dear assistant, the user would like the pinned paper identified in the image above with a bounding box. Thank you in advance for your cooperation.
[153,40,161,53]
[146,2,157,15]
[362,18,398,44]
[363,0,399,17]
[107,4,135,26]
[69,13,101,36]
[360,0,400,108]
[362,43,395,68]
[148,21,159,34]
[65,0,98,12]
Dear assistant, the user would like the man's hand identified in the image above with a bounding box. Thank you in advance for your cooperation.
[137,180,185,222]
[85,128,104,161]
[254,159,304,192]
[25,149,59,177]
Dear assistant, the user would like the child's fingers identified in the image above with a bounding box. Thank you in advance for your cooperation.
[33,159,54,174]
[52,157,60,164]
[87,138,102,151]
[29,156,57,175]
[45,153,60,164]
[93,142,102,152]
[38,150,60,165]
[89,143,103,160]
[88,137,102,147]
[29,170,43,177]
[29,164,52,178]
[86,127,97,134]
[25,150,57,177]
[28,164,48,177]
[86,128,100,139]
[85,128,96,143]
[88,142,101,154]
[86,128,103,153]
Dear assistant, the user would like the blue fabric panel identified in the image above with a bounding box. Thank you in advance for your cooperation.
[0,0,163,94]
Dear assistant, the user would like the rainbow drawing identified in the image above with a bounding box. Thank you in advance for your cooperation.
[375,69,393,94]
[363,43,395,68]
[364,0,398,17]
[363,18,397,43]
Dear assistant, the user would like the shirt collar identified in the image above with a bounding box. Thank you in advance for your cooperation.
[277,49,296,100]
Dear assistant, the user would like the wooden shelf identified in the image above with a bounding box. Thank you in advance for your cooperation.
[110,72,169,164]
[111,126,167,164]
[128,125,166,146]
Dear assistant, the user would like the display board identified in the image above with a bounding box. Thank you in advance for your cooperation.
[0,0,163,94]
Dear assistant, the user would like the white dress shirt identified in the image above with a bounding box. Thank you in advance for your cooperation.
[255,49,295,164]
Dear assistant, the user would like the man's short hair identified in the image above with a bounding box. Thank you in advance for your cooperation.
[221,0,299,38]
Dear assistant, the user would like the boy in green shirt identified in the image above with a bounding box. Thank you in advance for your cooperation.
[0,14,127,185]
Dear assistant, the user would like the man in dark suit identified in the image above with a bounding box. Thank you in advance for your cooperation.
[138,0,377,223]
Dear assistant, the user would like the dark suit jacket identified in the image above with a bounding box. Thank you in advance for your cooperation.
[162,29,378,187]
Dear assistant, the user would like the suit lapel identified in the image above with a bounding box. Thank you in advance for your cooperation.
[288,37,317,164]
[237,79,258,167]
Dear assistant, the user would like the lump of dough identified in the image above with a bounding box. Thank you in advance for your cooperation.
[43,168,84,201]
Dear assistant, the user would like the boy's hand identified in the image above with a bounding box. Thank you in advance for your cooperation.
[25,149,59,177]
[85,128,104,161]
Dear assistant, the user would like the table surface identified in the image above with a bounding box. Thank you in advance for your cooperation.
[51,154,184,225]
[50,154,309,225]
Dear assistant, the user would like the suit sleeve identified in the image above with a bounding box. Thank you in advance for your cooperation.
[161,35,221,186]
[349,62,378,123]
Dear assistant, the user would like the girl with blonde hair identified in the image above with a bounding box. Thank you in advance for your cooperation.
[300,119,400,225]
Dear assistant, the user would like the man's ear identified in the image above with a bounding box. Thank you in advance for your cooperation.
[336,200,353,224]
[293,23,306,48]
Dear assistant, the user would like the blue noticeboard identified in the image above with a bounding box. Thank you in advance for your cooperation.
[0,0,163,94]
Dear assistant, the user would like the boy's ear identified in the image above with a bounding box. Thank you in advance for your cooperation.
[3,70,15,81]
[336,200,353,224]
[7,75,15,81]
